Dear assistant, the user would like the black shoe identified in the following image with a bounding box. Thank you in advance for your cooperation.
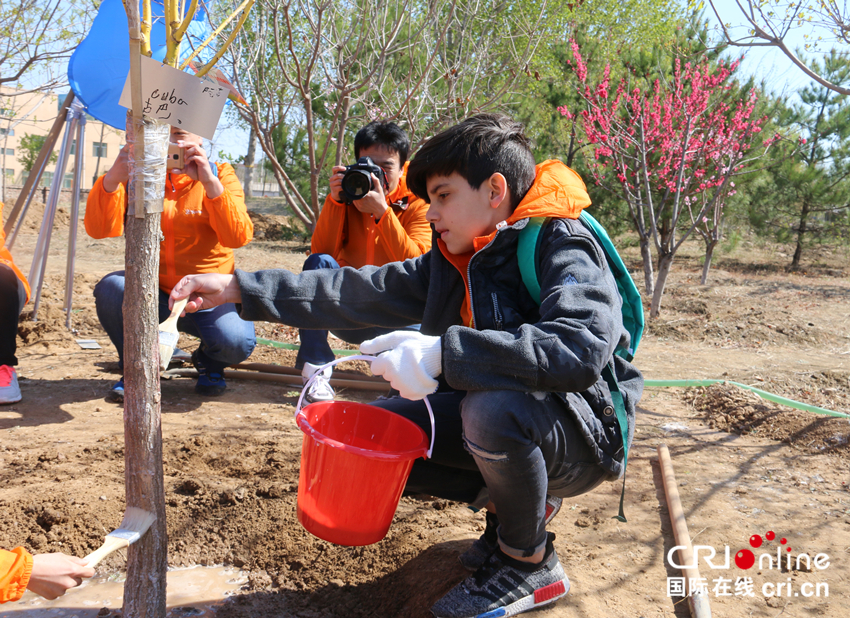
[192,351,226,396]
[170,347,192,365]
[459,495,563,571]
[433,533,569,618]
[107,378,125,403]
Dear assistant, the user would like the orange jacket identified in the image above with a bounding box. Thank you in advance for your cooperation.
[310,162,431,268]
[0,203,31,302]
[0,548,33,603]
[85,163,252,294]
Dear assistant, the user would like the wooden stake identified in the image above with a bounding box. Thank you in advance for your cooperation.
[657,444,712,618]
[163,367,390,392]
[232,361,388,383]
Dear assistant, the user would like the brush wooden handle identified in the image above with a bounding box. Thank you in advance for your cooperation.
[83,536,131,568]
[162,297,189,329]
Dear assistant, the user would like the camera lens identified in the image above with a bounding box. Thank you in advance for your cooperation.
[342,171,371,200]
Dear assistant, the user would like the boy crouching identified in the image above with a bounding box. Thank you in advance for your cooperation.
[171,113,643,618]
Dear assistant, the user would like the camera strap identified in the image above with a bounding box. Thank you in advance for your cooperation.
[390,196,409,211]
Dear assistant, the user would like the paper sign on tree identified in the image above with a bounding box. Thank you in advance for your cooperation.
[119,55,228,138]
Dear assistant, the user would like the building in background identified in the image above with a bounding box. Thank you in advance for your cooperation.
[0,87,124,203]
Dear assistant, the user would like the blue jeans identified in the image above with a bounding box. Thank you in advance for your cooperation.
[93,270,256,374]
[372,387,607,559]
[295,253,420,368]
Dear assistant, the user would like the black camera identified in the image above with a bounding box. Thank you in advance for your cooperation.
[340,156,389,203]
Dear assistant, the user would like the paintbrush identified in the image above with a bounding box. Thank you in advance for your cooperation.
[83,506,156,568]
[159,297,188,371]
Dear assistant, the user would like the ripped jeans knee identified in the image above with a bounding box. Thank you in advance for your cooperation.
[459,389,603,556]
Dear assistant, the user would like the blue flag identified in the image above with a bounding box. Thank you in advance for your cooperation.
[68,0,213,130]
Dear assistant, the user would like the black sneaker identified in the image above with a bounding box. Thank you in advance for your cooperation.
[459,495,562,571]
[170,347,192,365]
[192,351,226,397]
[432,532,569,618]
[107,378,125,403]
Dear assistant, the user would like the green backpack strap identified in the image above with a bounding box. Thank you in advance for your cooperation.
[518,214,644,362]
[578,211,644,362]
[517,214,632,521]
[517,217,549,305]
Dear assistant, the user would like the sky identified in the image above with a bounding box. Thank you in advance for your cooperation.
[207,104,251,164]
[699,0,838,96]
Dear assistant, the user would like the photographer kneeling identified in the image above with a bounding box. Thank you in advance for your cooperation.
[299,121,431,402]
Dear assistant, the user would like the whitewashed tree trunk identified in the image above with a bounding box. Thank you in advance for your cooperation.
[639,235,654,299]
[649,253,675,319]
[122,112,169,618]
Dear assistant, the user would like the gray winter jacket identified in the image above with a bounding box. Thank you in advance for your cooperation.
[234,215,643,479]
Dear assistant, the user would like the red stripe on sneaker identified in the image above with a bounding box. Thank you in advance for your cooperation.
[534,581,566,603]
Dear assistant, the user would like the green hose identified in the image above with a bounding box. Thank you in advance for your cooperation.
[256,336,849,419]
[255,336,360,356]
[644,379,850,419]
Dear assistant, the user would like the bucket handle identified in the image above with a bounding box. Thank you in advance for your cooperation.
[295,354,435,459]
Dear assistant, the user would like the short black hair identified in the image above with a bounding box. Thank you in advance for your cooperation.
[354,121,411,165]
[407,114,536,210]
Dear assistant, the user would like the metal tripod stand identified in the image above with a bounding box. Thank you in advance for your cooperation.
[6,96,87,328]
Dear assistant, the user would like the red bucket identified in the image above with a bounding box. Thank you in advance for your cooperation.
[295,356,433,546]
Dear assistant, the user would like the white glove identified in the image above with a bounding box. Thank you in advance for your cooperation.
[360,331,442,400]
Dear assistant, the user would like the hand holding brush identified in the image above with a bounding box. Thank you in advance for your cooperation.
[159,297,188,371]
[83,506,156,568]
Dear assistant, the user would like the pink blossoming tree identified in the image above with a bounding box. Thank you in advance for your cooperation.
[562,43,777,317]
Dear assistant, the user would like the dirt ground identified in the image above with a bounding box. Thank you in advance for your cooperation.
[2,203,850,618]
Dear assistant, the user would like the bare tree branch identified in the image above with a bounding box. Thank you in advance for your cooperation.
[707,0,850,94]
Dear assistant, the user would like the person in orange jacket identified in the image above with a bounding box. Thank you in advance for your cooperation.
[298,121,431,402]
[85,127,256,401]
[1,547,94,603]
[1,201,29,405]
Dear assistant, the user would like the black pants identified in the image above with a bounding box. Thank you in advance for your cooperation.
[0,265,25,366]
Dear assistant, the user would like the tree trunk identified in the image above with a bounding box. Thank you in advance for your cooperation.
[1,131,8,203]
[791,200,811,271]
[700,239,718,285]
[122,115,169,618]
[649,252,675,319]
[243,125,256,198]
[639,235,654,298]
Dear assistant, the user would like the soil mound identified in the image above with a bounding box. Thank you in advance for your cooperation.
[646,279,832,347]
[16,273,107,348]
[0,431,473,618]
[14,201,74,232]
[248,211,306,242]
[688,382,850,456]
